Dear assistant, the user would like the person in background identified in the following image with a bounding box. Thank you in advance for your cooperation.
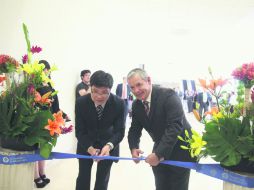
[197,89,211,118]
[34,60,70,188]
[75,70,126,190]
[127,68,195,190]
[116,77,131,119]
[75,69,91,99]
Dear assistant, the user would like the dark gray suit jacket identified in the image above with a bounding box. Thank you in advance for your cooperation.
[116,83,131,99]
[128,86,194,161]
[75,93,125,157]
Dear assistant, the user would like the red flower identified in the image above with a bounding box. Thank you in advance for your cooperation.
[0,54,19,73]
[0,75,6,84]
[0,55,8,64]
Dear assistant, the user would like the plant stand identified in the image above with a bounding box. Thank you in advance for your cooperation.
[223,172,254,190]
[0,147,35,190]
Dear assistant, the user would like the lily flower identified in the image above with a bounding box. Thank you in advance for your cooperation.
[45,119,62,136]
[53,111,65,126]
[34,91,52,106]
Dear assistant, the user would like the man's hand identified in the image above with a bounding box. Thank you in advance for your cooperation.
[145,153,163,166]
[93,144,111,162]
[87,146,100,156]
[131,148,144,164]
[99,144,111,157]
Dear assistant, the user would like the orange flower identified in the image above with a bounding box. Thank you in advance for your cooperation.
[193,109,201,121]
[45,119,62,136]
[198,79,207,89]
[53,111,65,126]
[34,91,52,106]
[0,75,6,83]
[199,78,227,91]
[204,106,219,116]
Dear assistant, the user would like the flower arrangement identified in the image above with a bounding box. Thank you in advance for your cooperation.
[179,66,254,173]
[232,63,254,88]
[0,24,72,158]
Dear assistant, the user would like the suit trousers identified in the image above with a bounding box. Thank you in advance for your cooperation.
[152,163,190,190]
[76,158,113,190]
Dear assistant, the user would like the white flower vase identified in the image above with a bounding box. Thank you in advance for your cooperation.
[223,172,254,190]
[0,147,35,190]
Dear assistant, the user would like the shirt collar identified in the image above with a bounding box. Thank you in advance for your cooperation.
[94,102,106,108]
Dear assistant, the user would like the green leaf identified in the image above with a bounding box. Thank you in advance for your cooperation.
[22,23,31,64]
[178,135,184,141]
[203,117,245,166]
[40,143,53,158]
[180,145,189,150]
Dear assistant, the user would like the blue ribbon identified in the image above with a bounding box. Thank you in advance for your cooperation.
[0,152,253,188]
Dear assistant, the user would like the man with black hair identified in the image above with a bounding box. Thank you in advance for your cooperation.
[75,69,91,99]
[75,70,126,190]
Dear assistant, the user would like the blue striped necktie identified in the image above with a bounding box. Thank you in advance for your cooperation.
[96,105,103,120]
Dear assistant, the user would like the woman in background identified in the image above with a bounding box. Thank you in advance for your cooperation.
[34,60,69,188]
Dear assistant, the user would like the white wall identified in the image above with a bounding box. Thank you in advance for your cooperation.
[1,0,254,151]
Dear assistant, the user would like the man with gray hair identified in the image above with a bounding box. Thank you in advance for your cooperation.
[127,68,195,190]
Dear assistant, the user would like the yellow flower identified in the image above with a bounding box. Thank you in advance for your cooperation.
[20,60,44,74]
[41,71,53,85]
[213,112,223,120]
[189,130,207,157]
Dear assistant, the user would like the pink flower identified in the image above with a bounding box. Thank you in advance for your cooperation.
[232,62,254,88]
[22,46,42,63]
[31,46,42,54]
[22,54,28,63]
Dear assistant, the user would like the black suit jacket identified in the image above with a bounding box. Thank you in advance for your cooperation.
[116,83,131,99]
[128,86,194,162]
[75,93,125,157]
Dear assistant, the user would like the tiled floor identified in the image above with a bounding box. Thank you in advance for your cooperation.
[40,112,223,190]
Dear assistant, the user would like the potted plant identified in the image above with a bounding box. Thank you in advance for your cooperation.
[0,24,72,158]
[179,66,254,174]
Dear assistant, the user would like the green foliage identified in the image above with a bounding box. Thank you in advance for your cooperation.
[203,117,254,166]
[0,23,64,158]
[0,78,56,158]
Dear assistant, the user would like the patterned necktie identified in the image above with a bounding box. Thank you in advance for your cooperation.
[96,105,103,120]
[143,101,150,116]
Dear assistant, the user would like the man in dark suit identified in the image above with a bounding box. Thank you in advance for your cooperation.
[127,68,195,190]
[75,70,126,190]
[116,77,131,118]
[197,89,211,118]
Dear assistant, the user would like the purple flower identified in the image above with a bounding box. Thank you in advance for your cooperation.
[60,125,73,134]
[22,54,28,63]
[31,46,42,54]
[27,84,35,94]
